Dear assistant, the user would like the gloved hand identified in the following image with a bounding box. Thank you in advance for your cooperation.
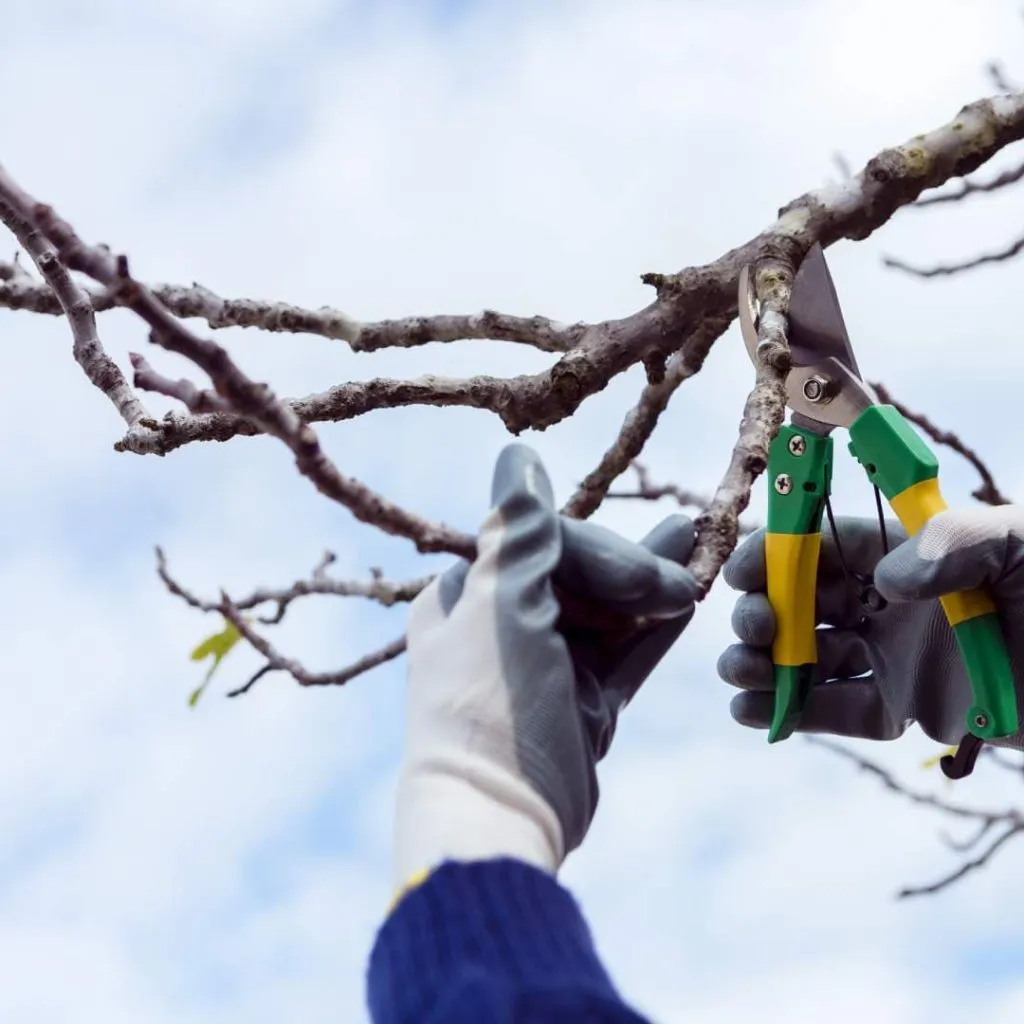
[717,507,1024,748]
[394,443,701,894]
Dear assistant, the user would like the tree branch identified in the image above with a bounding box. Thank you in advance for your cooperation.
[561,315,730,518]
[219,596,407,693]
[912,157,1024,206]
[870,382,1012,504]
[0,198,150,433]
[603,462,758,534]
[897,823,1024,899]
[0,261,582,354]
[687,255,794,591]
[883,230,1024,277]
[0,164,476,559]
[45,90,1024,461]
[156,546,417,695]
[807,737,1024,899]
[156,546,431,624]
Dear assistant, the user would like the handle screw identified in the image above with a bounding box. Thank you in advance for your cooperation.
[788,435,806,456]
[774,473,793,495]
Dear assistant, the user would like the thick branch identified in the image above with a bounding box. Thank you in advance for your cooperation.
[870,382,1012,504]
[75,90,1024,458]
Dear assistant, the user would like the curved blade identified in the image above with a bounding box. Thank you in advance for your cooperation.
[738,244,861,378]
[788,243,861,378]
[737,263,760,364]
[737,245,875,432]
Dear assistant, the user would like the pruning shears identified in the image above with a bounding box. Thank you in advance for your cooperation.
[738,244,1019,779]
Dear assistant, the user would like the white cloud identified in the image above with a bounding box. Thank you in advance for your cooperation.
[1,0,1022,1020]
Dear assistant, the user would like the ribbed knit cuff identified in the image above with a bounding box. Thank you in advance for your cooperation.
[366,858,625,1024]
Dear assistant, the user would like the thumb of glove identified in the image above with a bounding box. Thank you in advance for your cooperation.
[874,508,1021,602]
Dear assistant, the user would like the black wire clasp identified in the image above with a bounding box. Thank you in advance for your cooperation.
[940,735,984,780]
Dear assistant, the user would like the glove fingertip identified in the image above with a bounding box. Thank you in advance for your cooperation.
[716,644,774,691]
[729,691,772,729]
[873,543,940,602]
[490,443,556,510]
[641,514,697,565]
[722,529,767,592]
[731,592,775,646]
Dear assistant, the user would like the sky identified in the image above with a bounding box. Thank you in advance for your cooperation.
[1,0,1024,1020]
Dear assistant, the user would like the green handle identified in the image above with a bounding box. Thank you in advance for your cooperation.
[848,405,1020,741]
[764,424,833,742]
[952,615,1019,739]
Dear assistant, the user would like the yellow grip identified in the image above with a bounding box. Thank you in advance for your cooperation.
[765,532,822,667]
[888,478,994,625]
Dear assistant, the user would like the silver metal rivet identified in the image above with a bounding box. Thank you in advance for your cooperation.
[974,713,989,730]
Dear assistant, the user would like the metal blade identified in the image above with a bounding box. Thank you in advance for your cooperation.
[737,245,875,433]
[787,242,861,378]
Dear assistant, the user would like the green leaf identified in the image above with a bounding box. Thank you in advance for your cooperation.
[188,619,243,706]
[921,745,957,770]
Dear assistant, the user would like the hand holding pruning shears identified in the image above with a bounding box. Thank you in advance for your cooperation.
[718,245,1024,778]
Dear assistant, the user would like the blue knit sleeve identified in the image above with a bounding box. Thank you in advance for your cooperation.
[366,859,651,1023]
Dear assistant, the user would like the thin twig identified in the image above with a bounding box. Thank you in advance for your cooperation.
[883,230,1024,277]
[0,263,581,354]
[156,546,430,622]
[870,382,1012,505]
[561,316,730,518]
[807,736,1024,899]
[604,463,758,534]
[0,199,150,432]
[806,736,1012,820]
[0,164,475,559]
[220,596,407,689]
[897,824,1024,899]
[987,60,1017,94]
[156,546,415,694]
[913,158,1024,206]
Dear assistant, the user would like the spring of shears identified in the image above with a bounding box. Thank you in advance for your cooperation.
[823,486,890,621]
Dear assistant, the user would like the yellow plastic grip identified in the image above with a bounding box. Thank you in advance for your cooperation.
[765,531,822,666]
[888,477,995,625]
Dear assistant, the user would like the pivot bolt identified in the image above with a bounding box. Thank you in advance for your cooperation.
[788,435,806,456]
[774,473,793,495]
[802,375,831,403]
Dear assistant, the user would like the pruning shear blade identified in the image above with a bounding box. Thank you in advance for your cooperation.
[738,245,875,433]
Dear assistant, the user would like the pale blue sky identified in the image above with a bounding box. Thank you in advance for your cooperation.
[1,0,1023,1021]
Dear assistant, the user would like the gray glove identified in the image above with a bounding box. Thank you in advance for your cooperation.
[717,507,1024,749]
[394,443,700,893]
